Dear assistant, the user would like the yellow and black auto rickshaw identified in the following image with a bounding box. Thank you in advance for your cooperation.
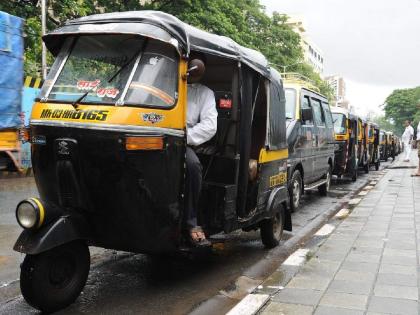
[357,118,369,173]
[331,107,359,181]
[368,123,380,171]
[385,131,395,161]
[13,11,292,312]
[379,130,386,160]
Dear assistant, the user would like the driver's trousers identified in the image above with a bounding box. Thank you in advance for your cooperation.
[184,147,202,229]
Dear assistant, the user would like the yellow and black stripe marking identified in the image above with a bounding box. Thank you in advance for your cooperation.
[24,76,44,89]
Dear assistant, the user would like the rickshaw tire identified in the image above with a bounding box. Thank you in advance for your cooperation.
[352,170,357,182]
[364,163,369,174]
[20,241,90,313]
[260,206,284,248]
[375,162,380,171]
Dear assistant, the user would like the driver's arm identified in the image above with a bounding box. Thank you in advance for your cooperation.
[187,87,217,146]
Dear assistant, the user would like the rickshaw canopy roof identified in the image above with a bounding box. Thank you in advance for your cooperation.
[43,10,270,76]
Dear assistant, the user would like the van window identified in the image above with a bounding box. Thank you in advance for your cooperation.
[285,88,296,119]
[301,95,313,125]
[322,102,333,128]
[311,98,324,126]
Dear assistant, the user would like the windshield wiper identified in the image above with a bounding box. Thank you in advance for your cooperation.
[71,91,90,109]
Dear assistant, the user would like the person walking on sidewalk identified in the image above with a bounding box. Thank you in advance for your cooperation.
[402,120,414,162]
[412,120,420,176]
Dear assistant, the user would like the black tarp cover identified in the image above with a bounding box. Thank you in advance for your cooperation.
[43,10,269,76]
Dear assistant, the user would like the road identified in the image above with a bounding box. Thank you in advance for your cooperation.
[0,163,391,315]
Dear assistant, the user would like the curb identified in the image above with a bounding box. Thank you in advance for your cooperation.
[190,175,376,315]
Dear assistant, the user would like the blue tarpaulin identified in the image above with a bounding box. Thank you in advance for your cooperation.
[0,11,24,129]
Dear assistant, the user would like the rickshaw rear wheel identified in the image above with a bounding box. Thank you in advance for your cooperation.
[375,161,380,171]
[260,206,284,248]
[20,241,90,313]
[352,170,358,182]
[364,163,369,174]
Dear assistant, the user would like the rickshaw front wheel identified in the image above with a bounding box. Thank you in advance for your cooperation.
[20,241,90,313]
[260,206,284,248]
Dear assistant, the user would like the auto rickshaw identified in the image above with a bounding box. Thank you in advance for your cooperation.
[357,118,369,173]
[368,123,380,171]
[379,130,386,160]
[394,135,401,155]
[331,107,359,181]
[13,11,292,313]
[385,131,395,161]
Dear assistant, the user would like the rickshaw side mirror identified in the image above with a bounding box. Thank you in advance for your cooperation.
[301,107,313,123]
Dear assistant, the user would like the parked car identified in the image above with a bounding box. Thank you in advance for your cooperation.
[283,73,335,211]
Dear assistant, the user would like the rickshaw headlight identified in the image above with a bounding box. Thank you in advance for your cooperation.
[16,199,43,229]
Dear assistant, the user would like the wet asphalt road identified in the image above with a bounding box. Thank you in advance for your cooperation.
[0,163,391,315]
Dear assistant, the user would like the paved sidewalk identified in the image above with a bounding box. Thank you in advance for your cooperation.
[227,152,420,315]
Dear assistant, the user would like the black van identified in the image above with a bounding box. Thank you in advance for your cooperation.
[283,74,335,211]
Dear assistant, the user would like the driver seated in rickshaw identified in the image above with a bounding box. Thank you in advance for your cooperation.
[185,52,218,247]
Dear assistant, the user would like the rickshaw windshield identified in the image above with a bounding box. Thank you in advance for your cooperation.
[39,34,179,108]
[332,113,346,134]
[284,88,296,119]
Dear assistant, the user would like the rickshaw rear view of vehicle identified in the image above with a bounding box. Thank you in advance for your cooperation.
[379,130,386,160]
[385,131,395,161]
[368,123,380,171]
[358,118,369,173]
[12,11,292,313]
[331,106,358,181]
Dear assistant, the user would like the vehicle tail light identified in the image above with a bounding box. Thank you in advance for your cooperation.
[125,136,164,151]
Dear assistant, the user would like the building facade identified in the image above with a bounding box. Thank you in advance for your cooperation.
[285,15,324,74]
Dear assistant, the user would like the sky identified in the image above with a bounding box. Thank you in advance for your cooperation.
[261,0,420,117]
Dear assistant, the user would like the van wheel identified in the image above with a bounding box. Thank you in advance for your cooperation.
[20,241,90,313]
[260,206,284,248]
[289,170,302,212]
[318,166,331,196]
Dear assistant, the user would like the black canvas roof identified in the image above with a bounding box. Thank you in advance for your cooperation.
[43,10,269,75]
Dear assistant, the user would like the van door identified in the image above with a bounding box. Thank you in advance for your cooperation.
[299,93,315,184]
[310,97,327,179]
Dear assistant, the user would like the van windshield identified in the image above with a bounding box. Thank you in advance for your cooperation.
[39,35,179,108]
[332,113,347,134]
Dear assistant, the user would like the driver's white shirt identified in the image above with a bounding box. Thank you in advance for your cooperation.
[187,83,218,146]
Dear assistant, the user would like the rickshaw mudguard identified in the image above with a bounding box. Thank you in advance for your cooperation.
[13,214,91,255]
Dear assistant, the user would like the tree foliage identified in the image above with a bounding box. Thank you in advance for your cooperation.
[0,0,330,96]
[384,87,420,135]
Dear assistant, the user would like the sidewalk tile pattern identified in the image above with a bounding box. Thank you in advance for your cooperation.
[260,158,420,315]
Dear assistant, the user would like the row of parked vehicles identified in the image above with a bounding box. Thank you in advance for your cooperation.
[330,107,401,182]
[12,11,401,313]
